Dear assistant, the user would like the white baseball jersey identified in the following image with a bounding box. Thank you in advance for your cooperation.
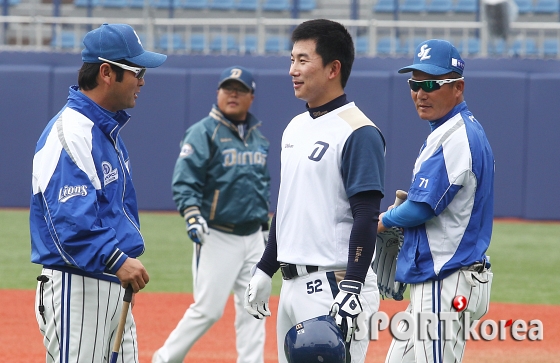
[276,102,384,269]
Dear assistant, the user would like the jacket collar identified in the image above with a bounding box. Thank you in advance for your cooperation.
[67,86,131,142]
[209,104,261,130]
[429,101,468,132]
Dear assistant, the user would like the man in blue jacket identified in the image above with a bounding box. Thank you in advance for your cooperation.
[30,23,166,363]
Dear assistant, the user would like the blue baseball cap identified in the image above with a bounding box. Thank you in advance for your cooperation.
[81,23,167,68]
[398,39,464,76]
[218,66,256,93]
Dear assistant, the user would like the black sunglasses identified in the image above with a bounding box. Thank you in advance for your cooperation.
[407,77,464,93]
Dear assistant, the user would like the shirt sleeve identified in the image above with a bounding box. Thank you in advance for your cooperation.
[382,200,435,228]
[341,125,386,198]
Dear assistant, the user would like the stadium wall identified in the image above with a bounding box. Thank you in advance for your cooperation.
[1,52,558,220]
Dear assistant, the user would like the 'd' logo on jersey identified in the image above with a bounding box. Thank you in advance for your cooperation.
[308,141,329,162]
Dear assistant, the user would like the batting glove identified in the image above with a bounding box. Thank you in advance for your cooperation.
[329,280,364,342]
[183,206,209,245]
[244,266,272,319]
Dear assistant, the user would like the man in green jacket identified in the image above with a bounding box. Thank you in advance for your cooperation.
[153,66,270,363]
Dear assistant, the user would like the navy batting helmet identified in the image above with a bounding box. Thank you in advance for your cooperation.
[284,315,346,363]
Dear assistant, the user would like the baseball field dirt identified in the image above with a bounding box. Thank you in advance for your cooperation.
[1,290,557,362]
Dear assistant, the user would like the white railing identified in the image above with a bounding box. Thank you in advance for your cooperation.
[1,15,560,58]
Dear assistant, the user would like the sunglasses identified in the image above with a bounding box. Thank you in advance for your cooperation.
[98,57,147,79]
[407,77,464,93]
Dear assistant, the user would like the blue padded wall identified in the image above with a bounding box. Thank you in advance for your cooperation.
[0,65,51,207]
[1,53,559,221]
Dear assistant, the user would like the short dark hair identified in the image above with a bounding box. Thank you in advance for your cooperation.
[78,59,133,91]
[291,19,354,88]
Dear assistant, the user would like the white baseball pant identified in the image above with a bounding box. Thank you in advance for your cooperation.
[153,227,265,363]
[276,267,379,363]
[385,268,493,363]
[35,268,138,363]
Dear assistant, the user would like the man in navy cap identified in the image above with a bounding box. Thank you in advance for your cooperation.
[377,39,495,363]
[153,65,270,363]
[30,23,166,363]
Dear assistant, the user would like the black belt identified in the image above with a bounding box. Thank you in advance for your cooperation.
[462,262,488,273]
[280,263,319,280]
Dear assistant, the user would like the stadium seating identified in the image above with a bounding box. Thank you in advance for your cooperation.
[236,0,257,10]
[515,0,534,13]
[426,0,452,12]
[457,37,480,55]
[400,0,427,12]
[188,33,206,52]
[210,34,238,52]
[373,0,396,12]
[265,35,290,53]
[487,38,507,55]
[51,31,78,49]
[75,0,101,7]
[356,36,369,54]
[533,0,558,13]
[511,38,538,56]
[543,38,559,56]
[298,0,316,11]
[99,0,127,7]
[209,0,235,10]
[243,34,257,53]
[158,33,186,50]
[452,0,477,12]
[262,0,290,11]
[376,37,394,54]
[180,0,207,8]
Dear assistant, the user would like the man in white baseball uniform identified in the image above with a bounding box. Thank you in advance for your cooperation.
[30,23,166,363]
[378,39,495,363]
[244,19,386,363]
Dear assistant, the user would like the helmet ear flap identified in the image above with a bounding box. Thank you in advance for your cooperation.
[284,315,347,363]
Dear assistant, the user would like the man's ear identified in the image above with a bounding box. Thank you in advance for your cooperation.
[328,60,342,81]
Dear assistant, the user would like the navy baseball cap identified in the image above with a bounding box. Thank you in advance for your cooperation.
[398,39,465,76]
[81,23,167,68]
[218,66,256,93]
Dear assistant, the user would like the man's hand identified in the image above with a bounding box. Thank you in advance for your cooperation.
[329,280,363,342]
[184,207,209,244]
[244,267,272,319]
[115,257,149,293]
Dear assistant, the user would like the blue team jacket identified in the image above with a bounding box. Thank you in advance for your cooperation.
[30,86,144,283]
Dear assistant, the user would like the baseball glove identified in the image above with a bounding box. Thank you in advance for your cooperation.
[372,227,407,301]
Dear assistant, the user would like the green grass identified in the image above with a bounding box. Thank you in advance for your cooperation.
[2,209,559,304]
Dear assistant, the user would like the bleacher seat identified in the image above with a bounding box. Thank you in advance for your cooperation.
[129,0,145,7]
[209,0,234,9]
[543,38,559,56]
[400,0,427,12]
[298,0,316,11]
[158,34,186,51]
[487,38,507,55]
[515,0,534,13]
[452,0,477,12]
[265,35,290,53]
[397,37,424,54]
[263,0,290,11]
[374,0,396,12]
[210,35,238,52]
[100,0,127,7]
[189,34,206,52]
[533,0,558,13]
[151,0,173,7]
[426,0,452,12]
[376,37,394,54]
[457,37,480,55]
[75,0,101,7]
[511,38,538,56]
[7,0,21,4]
[356,36,369,54]
[180,0,207,8]
[243,35,258,53]
[51,31,77,49]
[236,0,257,10]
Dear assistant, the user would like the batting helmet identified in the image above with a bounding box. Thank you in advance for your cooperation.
[284,315,346,363]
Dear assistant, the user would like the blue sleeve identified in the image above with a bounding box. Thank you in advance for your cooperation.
[341,126,385,198]
[382,200,435,228]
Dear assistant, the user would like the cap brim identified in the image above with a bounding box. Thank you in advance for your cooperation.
[398,64,452,75]
[126,51,167,68]
[218,78,252,92]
